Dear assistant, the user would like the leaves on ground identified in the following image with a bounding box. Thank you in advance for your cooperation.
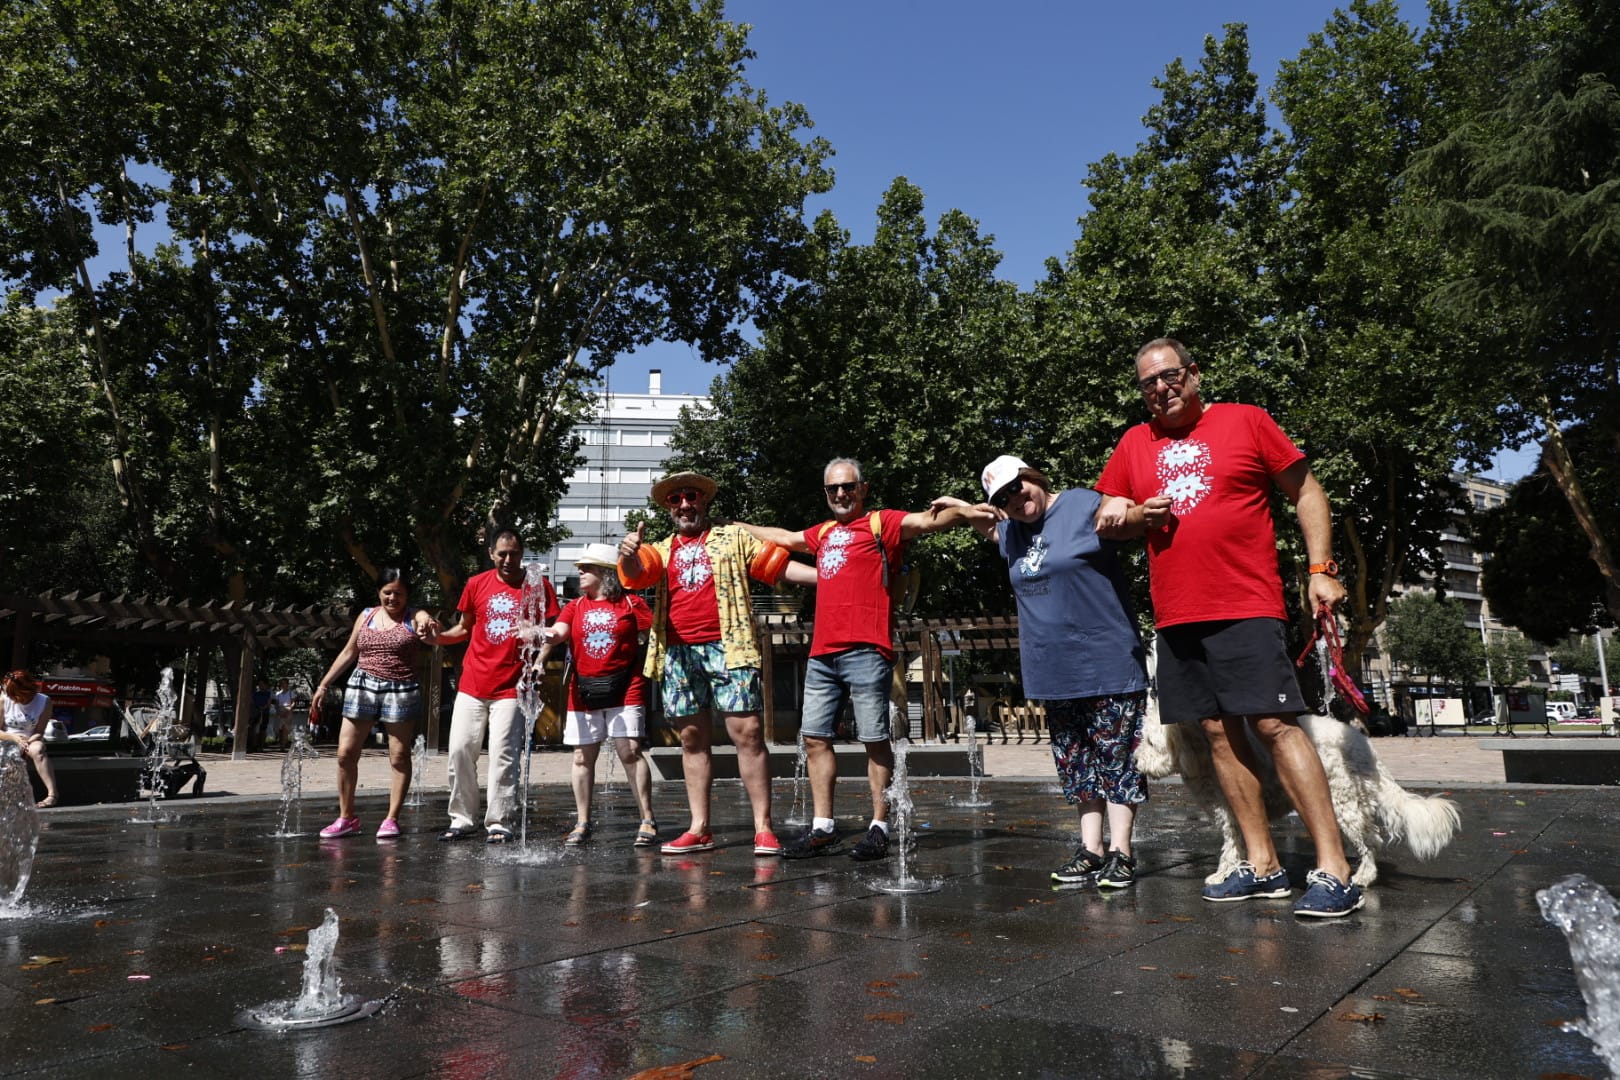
[1339,1012,1386,1024]
[865,1011,912,1025]
[625,1053,726,1079]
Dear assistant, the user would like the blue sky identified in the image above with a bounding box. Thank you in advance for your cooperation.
[623,0,1540,481]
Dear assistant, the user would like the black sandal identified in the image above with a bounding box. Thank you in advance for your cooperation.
[438,825,478,842]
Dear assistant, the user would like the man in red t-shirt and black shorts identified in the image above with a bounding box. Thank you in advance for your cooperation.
[1096,338,1359,917]
[743,458,993,861]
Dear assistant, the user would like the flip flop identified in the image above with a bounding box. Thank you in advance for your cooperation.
[486,827,514,845]
[35,795,58,809]
[438,825,478,842]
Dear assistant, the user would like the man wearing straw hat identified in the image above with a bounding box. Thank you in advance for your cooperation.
[619,471,812,856]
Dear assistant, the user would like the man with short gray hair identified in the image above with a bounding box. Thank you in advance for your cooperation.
[743,458,994,860]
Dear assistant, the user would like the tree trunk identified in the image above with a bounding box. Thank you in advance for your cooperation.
[1540,411,1620,624]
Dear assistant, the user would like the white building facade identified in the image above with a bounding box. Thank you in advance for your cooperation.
[545,369,705,594]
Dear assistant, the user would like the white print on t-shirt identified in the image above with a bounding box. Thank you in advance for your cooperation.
[672,539,713,591]
[1156,438,1213,516]
[1018,534,1049,578]
[818,525,854,579]
[580,607,618,659]
[483,591,518,643]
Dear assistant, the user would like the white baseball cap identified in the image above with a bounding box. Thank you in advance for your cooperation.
[981,455,1028,499]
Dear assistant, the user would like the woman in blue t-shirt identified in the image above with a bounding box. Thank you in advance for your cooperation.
[943,454,1152,889]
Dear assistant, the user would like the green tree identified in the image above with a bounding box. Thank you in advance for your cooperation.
[0,0,830,604]
[1474,428,1616,643]
[1483,629,1536,689]
[1548,635,1601,681]
[1412,0,1620,623]
[1270,0,1503,663]
[668,178,1031,614]
[1384,591,1484,697]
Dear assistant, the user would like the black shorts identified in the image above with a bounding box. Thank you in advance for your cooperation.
[1155,618,1306,725]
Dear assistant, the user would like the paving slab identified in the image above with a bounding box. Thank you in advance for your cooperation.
[1,772,1614,1078]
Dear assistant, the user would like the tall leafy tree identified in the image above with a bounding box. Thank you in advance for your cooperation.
[668,178,1032,614]
[1384,591,1484,697]
[1413,0,1620,623]
[0,0,830,604]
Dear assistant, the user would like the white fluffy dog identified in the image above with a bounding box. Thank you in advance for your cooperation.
[1134,673,1461,888]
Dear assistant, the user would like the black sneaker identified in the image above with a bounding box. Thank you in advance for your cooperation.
[1051,846,1105,885]
[783,826,841,860]
[1098,849,1136,889]
[848,824,890,861]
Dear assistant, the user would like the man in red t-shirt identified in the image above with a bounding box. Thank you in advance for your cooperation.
[743,458,993,861]
[1095,337,1360,918]
[432,530,558,843]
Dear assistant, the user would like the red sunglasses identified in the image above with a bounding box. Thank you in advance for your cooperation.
[664,488,704,507]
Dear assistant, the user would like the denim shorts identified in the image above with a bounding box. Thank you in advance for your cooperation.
[799,646,894,742]
[660,642,762,718]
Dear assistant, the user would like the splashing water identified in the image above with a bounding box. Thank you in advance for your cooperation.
[0,744,40,912]
[405,735,426,809]
[239,907,382,1029]
[1539,874,1620,1074]
[950,712,992,809]
[130,668,177,825]
[784,732,809,827]
[871,740,940,895]
[514,561,551,846]
[275,725,321,837]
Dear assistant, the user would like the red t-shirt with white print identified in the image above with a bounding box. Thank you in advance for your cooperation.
[455,569,558,699]
[802,508,908,661]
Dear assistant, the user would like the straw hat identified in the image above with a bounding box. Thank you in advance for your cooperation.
[650,471,718,506]
[573,543,621,571]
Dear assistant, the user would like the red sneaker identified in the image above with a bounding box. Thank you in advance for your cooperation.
[753,831,783,856]
[660,831,715,854]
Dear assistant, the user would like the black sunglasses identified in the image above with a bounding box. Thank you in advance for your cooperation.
[823,482,861,496]
[990,480,1023,509]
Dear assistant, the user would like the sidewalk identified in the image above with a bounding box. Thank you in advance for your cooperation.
[181,731,1504,802]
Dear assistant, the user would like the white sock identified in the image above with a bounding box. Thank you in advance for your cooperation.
[869,820,890,835]
[813,817,836,833]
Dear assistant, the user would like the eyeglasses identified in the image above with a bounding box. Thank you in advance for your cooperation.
[989,480,1023,510]
[823,482,861,496]
[1137,365,1191,394]
[663,488,703,507]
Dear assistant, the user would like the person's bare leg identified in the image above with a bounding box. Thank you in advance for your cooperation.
[1105,802,1136,857]
[614,737,654,824]
[677,712,713,835]
[726,712,773,833]
[864,739,893,824]
[1078,798,1105,855]
[1202,716,1280,874]
[571,742,601,825]
[1252,715,1351,881]
[384,722,411,821]
[27,740,59,803]
[335,720,366,820]
[804,735,837,820]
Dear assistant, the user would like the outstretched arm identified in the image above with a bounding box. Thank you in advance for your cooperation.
[1095,494,1172,540]
[900,501,997,541]
[736,521,812,554]
[930,495,998,541]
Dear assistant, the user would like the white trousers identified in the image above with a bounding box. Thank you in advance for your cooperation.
[446,693,521,831]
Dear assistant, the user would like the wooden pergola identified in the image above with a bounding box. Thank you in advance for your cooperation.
[754,613,1023,742]
[1,590,354,760]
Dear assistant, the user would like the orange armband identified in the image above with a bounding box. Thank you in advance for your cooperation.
[749,542,790,585]
[620,545,664,590]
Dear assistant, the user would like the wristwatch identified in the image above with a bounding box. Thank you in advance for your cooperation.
[1309,560,1340,577]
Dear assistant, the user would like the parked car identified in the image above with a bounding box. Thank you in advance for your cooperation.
[68,724,111,741]
[1546,701,1579,723]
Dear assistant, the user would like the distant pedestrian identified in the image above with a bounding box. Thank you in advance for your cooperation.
[269,678,296,751]
[311,569,440,839]
[1,671,59,808]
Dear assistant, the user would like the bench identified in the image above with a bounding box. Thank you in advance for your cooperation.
[1479,737,1620,784]
[27,754,145,805]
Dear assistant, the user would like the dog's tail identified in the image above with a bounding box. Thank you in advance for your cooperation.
[1374,766,1461,861]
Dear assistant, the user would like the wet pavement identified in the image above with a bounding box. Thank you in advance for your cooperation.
[2,772,1611,1078]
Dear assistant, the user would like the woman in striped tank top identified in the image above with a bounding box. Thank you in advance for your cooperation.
[312,569,441,839]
